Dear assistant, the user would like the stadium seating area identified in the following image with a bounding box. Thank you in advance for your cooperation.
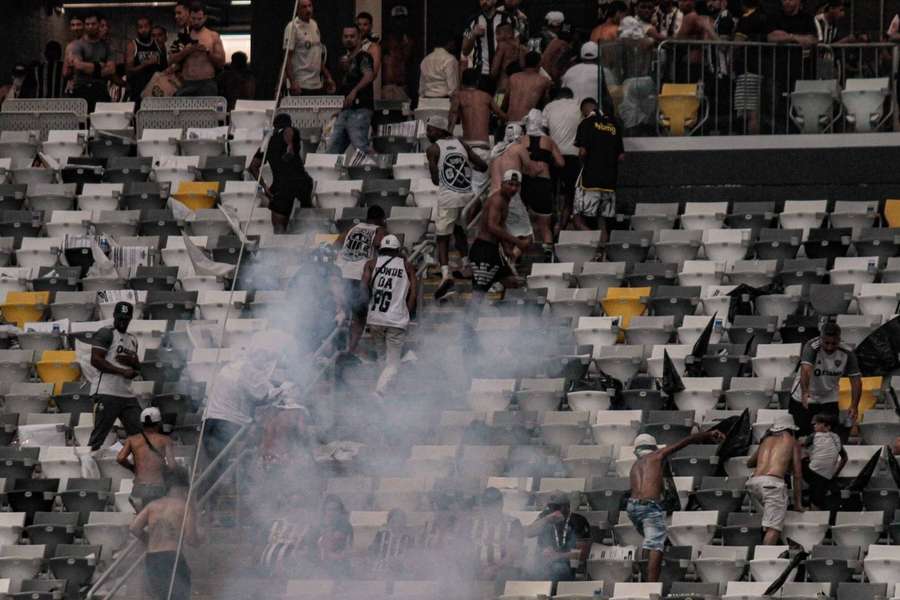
[0,93,898,600]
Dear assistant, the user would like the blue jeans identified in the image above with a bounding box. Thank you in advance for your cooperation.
[326,108,373,154]
[626,498,668,552]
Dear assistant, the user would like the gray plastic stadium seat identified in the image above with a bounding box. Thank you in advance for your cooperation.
[725,201,776,235]
[669,445,719,478]
[129,266,178,292]
[626,316,675,347]
[0,185,26,211]
[779,258,828,286]
[780,315,820,344]
[57,478,112,522]
[630,203,679,231]
[667,582,722,600]
[694,476,746,513]
[720,512,763,548]
[23,512,78,555]
[805,545,859,586]
[49,544,101,586]
[361,179,409,215]
[804,227,852,265]
[641,410,695,445]
[585,477,631,520]
[806,284,854,316]
[655,230,702,266]
[200,155,245,185]
[837,583,887,600]
[727,315,777,346]
[11,578,75,600]
[104,157,152,184]
[625,263,679,288]
[854,227,900,258]
[637,545,692,594]
[5,478,58,524]
[647,286,701,323]
[139,209,182,238]
[753,228,803,260]
[121,181,167,211]
[862,477,900,521]
[605,231,653,264]
[144,291,198,321]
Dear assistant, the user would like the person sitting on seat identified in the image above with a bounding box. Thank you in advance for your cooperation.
[117,407,175,512]
[461,487,525,584]
[369,508,415,577]
[303,494,354,577]
[525,491,591,582]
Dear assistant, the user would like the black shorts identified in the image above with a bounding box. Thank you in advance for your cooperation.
[469,239,512,292]
[560,156,582,199]
[521,176,555,217]
[343,278,369,320]
[270,181,312,217]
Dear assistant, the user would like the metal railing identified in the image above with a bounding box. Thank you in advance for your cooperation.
[596,39,899,136]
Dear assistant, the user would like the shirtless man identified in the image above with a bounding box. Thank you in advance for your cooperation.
[170,2,225,97]
[747,414,803,545]
[675,0,718,83]
[117,407,175,512]
[628,430,724,582]
[130,467,202,600]
[489,124,535,265]
[491,23,525,96]
[468,170,530,306]
[450,69,506,200]
[519,109,564,260]
[502,52,552,123]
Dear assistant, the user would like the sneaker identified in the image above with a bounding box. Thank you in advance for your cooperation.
[401,350,418,363]
[489,282,504,293]
[434,279,455,301]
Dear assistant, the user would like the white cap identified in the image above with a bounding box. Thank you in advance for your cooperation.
[581,41,599,60]
[425,115,450,133]
[769,414,798,433]
[391,5,409,17]
[502,169,522,183]
[140,407,162,424]
[380,234,402,250]
[545,10,565,25]
[634,433,658,448]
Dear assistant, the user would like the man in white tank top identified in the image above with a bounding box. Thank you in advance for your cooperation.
[335,205,386,361]
[361,235,418,397]
[424,115,488,301]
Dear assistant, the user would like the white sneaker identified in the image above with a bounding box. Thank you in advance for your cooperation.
[401,350,418,363]
[489,282,504,293]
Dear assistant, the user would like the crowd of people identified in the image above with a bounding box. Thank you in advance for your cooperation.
[2,2,255,111]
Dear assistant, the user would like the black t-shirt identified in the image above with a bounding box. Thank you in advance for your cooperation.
[536,512,591,554]
[575,113,625,191]
[735,10,769,74]
[766,10,817,79]
[337,50,375,110]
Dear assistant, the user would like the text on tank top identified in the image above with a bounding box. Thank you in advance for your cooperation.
[338,223,378,280]
[133,38,162,67]
[437,138,473,194]
[367,255,410,329]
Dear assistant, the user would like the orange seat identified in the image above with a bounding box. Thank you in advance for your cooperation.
[658,84,702,136]
[1,291,50,328]
[36,350,81,395]
[173,181,219,211]
[885,199,900,228]
[838,376,883,415]
[601,287,650,329]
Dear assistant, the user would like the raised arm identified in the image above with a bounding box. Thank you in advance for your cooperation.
[658,429,724,460]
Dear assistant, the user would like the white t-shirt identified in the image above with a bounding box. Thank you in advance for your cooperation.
[337,223,379,281]
[561,62,600,104]
[543,98,582,156]
[283,17,326,91]
[366,255,410,330]
[204,359,274,426]
[807,431,843,479]
[90,327,138,398]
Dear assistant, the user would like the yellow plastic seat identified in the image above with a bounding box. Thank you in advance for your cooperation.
[885,199,900,228]
[601,287,650,329]
[1,291,50,328]
[36,350,81,394]
[838,376,883,415]
[313,233,339,247]
[658,83,701,136]
[173,181,219,211]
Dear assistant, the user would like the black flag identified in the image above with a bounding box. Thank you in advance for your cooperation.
[854,316,900,376]
[887,446,900,489]
[848,447,882,492]
[708,408,753,462]
[763,550,808,595]
[661,349,685,398]
[686,313,717,377]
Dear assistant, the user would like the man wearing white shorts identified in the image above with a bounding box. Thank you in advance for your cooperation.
[425,115,488,301]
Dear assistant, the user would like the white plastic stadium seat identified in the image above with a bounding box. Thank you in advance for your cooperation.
[91,102,135,130]
[591,410,643,448]
[313,180,362,211]
[752,343,801,380]
[863,545,900,584]
[42,130,85,162]
[527,262,576,292]
[230,100,275,130]
[779,200,829,235]
[693,545,749,584]
[667,510,719,548]
[790,80,839,133]
[181,126,230,159]
[749,545,794,583]
[703,229,751,266]
[781,510,829,551]
[681,202,728,231]
[137,128,182,159]
[386,206,431,249]
[843,78,890,132]
[857,283,900,320]
[830,256,880,286]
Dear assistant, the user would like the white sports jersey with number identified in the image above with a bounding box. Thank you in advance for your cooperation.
[436,138,473,208]
[366,255,410,329]
[337,223,378,280]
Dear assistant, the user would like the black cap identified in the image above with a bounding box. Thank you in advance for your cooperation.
[114,301,134,318]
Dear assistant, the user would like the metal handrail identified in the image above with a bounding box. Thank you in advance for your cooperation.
[85,423,252,600]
